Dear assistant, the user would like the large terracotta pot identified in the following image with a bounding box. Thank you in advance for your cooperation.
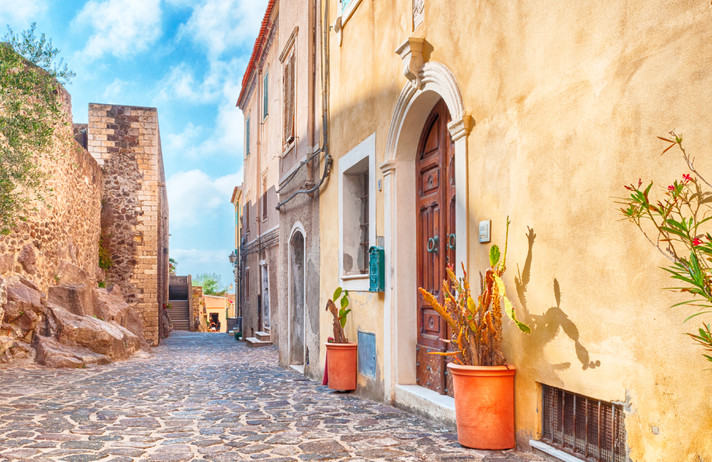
[325,342,357,391]
[447,363,516,449]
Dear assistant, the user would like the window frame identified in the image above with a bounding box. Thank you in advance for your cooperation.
[338,133,376,291]
[282,50,296,152]
[339,0,363,26]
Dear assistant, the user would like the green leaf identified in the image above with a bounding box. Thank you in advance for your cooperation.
[489,245,501,267]
[333,287,342,301]
[341,295,349,309]
[503,296,531,333]
[338,308,351,328]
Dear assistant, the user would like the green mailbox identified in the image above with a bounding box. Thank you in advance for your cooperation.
[369,246,385,292]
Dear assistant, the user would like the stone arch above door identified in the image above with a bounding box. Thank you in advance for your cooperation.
[380,55,471,417]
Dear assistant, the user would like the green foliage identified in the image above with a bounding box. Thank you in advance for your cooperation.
[326,287,351,343]
[97,280,106,288]
[98,237,113,270]
[193,272,227,296]
[619,132,712,365]
[0,23,75,233]
[169,257,177,274]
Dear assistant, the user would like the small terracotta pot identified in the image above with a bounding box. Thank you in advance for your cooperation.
[325,342,357,391]
[447,363,516,449]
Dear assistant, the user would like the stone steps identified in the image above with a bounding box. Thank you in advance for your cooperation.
[255,331,271,341]
[172,320,191,331]
[246,334,272,347]
[169,299,190,331]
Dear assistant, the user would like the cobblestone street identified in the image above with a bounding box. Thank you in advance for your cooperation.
[0,332,543,462]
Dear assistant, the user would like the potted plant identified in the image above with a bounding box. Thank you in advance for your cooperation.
[324,287,356,391]
[419,217,530,449]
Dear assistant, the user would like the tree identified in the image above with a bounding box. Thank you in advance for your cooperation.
[0,23,74,234]
[192,272,226,296]
[169,258,177,275]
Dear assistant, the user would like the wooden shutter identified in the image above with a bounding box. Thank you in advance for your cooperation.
[283,54,295,145]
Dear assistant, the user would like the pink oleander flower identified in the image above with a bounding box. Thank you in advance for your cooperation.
[668,185,675,191]
[683,174,692,183]
[692,238,703,246]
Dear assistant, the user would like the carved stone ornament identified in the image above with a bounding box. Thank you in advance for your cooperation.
[395,37,425,89]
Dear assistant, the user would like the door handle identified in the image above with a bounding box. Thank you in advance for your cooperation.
[427,235,439,253]
[447,233,456,250]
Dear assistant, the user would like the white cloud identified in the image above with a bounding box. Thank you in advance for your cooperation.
[102,78,127,101]
[167,169,242,226]
[157,57,246,159]
[178,0,268,59]
[73,0,162,60]
[165,122,203,157]
[170,248,231,266]
[0,0,47,25]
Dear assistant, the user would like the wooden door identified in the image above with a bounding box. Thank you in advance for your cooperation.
[416,100,455,395]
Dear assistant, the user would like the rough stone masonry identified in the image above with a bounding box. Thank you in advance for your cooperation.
[85,104,170,346]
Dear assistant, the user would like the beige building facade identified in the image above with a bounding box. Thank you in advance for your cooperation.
[317,1,712,461]
[238,1,282,344]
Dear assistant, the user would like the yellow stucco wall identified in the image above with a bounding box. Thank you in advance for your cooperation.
[205,295,228,333]
[319,1,712,460]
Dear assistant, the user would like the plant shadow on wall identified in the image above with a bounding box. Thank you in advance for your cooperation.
[514,227,601,373]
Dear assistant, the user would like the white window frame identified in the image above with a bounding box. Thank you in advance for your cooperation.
[338,133,376,292]
[339,0,363,27]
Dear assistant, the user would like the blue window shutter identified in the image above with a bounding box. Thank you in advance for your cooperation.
[263,73,269,118]
[246,117,250,156]
[340,0,352,12]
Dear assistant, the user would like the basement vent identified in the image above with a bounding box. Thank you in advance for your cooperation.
[541,384,627,462]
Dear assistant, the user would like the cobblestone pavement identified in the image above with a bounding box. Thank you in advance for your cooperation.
[0,332,544,462]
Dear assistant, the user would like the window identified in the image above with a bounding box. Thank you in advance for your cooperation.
[337,0,363,27]
[262,174,268,221]
[244,200,250,235]
[540,385,626,462]
[245,116,250,157]
[263,72,269,119]
[283,53,295,147]
[339,133,376,290]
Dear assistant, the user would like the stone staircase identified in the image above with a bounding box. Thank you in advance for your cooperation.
[170,300,190,331]
[168,278,191,331]
[246,331,272,347]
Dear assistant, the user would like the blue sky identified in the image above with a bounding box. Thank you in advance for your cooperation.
[0,0,268,291]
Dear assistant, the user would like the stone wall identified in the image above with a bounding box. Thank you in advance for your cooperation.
[86,104,169,346]
[0,88,103,294]
[191,286,208,332]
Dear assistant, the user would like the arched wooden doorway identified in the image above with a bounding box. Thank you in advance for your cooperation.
[415,99,456,396]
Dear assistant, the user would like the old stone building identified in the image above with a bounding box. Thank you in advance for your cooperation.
[82,104,170,346]
[238,0,325,377]
[236,0,281,347]
[0,58,170,364]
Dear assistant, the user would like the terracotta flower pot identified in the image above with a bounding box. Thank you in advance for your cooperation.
[447,363,516,449]
[325,342,357,391]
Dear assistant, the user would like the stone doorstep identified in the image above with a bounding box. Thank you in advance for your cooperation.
[255,331,271,341]
[245,337,272,348]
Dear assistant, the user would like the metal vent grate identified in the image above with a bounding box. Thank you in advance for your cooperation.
[541,384,626,462]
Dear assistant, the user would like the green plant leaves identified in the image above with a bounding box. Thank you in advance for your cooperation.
[489,245,500,267]
[333,287,342,301]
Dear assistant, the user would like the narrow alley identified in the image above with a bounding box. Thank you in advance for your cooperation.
[0,332,543,462]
